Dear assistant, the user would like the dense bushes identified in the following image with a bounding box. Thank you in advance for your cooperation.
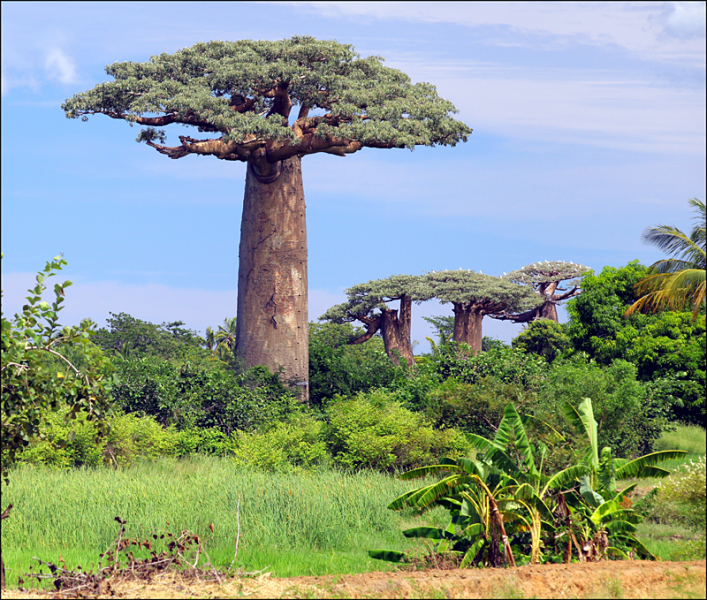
[308,323,399,407]
[110,359,296,434]
[324,390,470,471]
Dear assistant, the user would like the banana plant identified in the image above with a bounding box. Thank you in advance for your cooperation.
[563,475,655,561]
[563,398,687,497]
[466,404,587,563]
[369,457,522,567]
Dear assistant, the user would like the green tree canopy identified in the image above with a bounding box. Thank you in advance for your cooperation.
[566,262,705,424]
[492,260,590,323]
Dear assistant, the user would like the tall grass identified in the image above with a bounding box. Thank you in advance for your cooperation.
[1,457,447,586]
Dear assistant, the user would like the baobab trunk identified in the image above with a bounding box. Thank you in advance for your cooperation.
[452,303,484,353]
[236,156,309,399]
[379,297,415,367]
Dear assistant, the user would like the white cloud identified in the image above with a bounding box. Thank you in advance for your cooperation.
[45,48,77,85]
[292,2,705,66]
[663,1,707,39]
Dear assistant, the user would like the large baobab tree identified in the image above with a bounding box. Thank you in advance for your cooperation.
[62,36,471,396]
[491,261,590,323]
[426,270,541,353]
[319,275,432,367]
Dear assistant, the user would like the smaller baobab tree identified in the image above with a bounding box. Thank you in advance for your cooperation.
[319,275,432,367]
[426,270,542,353]
[491,261,590,323]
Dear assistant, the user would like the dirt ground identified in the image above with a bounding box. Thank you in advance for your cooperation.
[2,560,705,599]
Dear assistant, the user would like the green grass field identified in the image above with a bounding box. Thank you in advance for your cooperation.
[0,457,448,588]
[2,424,704,590]
[627,424,706,560]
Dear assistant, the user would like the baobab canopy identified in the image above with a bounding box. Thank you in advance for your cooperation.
[62,36,472,167]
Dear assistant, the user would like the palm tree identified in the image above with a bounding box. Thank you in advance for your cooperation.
[625,198,706,321]
[214,317,237,356]
[204,326,216,352]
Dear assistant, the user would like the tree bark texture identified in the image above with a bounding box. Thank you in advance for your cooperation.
[452,303,484,353]
[380,296,414,367]
[348,296,415,367]
[236,156,309,399]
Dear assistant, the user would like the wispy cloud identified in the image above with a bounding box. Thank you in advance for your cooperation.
[45,48,78,84]
[661,1,707,39]
[292,2,706,66]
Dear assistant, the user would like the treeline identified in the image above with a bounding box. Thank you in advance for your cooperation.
[15,260,704,474]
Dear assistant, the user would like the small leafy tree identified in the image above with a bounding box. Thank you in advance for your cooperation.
[1,255,114,588]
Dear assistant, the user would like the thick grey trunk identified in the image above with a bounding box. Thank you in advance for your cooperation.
[236,156,309,400]
[452,303,484,353]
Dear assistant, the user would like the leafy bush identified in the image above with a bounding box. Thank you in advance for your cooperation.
[535,358,670,458]
[422,377,534,438]
[308,322,400,407]
[233,415,327,472]
[110,359,296,434]
[430,343,547,391]
[324,390,470,472]
[512,319,570,363]
[20,408,237,467]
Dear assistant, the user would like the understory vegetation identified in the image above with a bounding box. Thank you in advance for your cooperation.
[1,260,705,588]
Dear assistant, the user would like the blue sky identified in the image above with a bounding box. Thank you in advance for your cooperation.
[2,1,705,350]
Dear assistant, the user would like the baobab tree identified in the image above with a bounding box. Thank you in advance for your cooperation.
[319,275,432,367]
[492,261,590,323]
[426,270,541,353]
[62,36,471,396]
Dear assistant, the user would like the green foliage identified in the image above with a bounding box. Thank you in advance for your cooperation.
[565,262,705,425]
[512,319,570,363]
[422,378,534,438]
[92,312,218,368]
[233,415,328,472]
[431,343,548,390]
[536,358,671,458]
[504,261,590,288]
[324,390,470,472]
[110,358,296,434]
[19,408,236,468]
[308,322,399,407]
[1,255,114,483]
[426,269,542,313]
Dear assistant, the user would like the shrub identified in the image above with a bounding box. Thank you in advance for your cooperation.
[19,409,238,467]
[536,358,670,458]
[512,319,570,363]
[308,322,400,407]
[423,377,535,438]
[430,344,547,391]
[110,359,296,434]
[233,415,327,472]
[324,390,470,472]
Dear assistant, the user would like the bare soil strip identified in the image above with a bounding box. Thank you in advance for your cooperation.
[2,560,705,599]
